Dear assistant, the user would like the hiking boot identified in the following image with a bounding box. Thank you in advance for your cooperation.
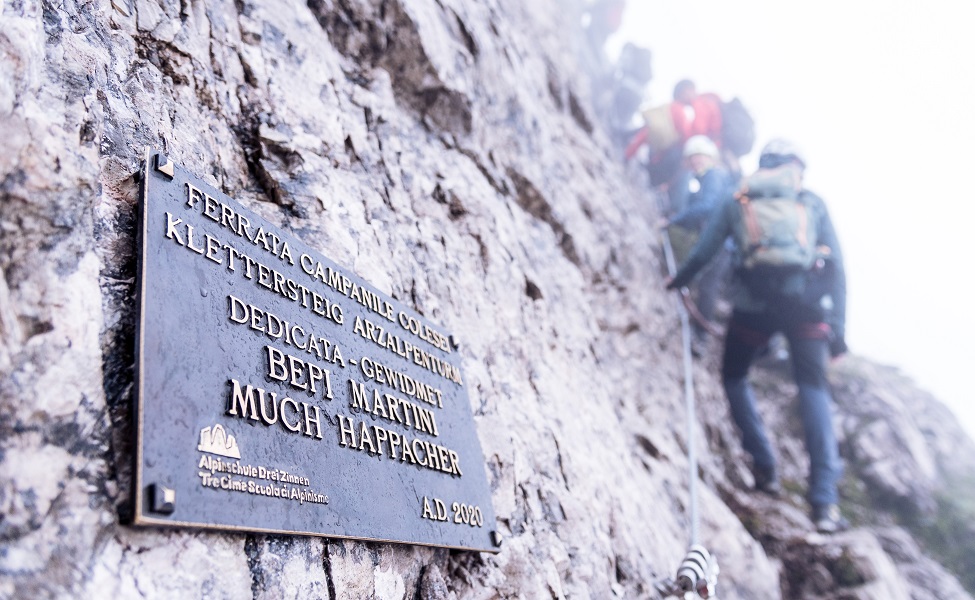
[752,468,782,497]
[811,504,850,534]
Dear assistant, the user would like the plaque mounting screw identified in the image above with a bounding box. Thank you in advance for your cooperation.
[155,153,175,179]
[149,484,176,515]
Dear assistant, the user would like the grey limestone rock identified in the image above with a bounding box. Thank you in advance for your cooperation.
[1,0,973,598]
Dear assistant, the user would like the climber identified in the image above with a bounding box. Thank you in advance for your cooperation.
[664,139,850,534]
[604,42,654,133]
[670,79,723,146]
[658,135,735,346]
[583,0,627,57]
[624,79,724,186]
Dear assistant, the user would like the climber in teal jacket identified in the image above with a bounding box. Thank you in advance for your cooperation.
[661,135,738,342]
[665,139,849,533]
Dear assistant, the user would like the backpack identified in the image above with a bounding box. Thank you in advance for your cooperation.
[720,98,756,157]
[617,43,653,85]
[733,165,819,272]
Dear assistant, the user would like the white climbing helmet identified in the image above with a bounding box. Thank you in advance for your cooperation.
[682,135,719,159]
[760,138,807,168]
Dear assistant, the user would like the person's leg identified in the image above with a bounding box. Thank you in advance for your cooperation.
[694,246,731,331]
[721,313,776,478]
[787,327,843,507]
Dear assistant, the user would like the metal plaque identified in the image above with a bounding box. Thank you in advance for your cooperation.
[133,149,498,552]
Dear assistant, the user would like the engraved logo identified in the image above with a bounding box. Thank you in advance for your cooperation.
[198,424,241,459]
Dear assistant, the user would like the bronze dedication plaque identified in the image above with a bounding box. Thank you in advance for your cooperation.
[133,149,498,552]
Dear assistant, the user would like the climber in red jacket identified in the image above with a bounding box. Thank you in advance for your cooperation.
[670,79,723,145]
[625,79,724,187]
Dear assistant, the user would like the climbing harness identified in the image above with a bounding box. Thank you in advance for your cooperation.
[654,211,720,599]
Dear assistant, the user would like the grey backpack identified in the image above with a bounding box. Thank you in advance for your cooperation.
[733,164,819,271]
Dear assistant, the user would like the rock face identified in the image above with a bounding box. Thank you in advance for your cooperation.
[1,1,973,598]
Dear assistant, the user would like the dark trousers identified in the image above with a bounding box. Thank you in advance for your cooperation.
[720,308,843,506]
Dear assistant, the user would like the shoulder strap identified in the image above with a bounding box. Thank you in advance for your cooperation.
[735,189,762,252]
